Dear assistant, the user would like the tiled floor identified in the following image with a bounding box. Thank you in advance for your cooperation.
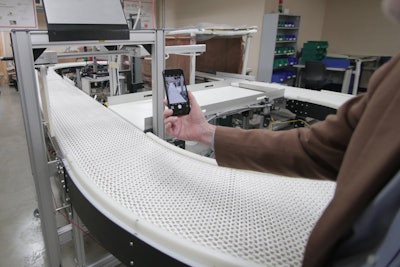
[0,85,119,267]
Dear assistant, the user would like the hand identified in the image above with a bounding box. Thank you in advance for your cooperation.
[164,91,216,146]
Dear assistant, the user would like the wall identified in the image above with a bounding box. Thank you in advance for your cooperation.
[266,0,400,57]
[322,0,400,56]
[0,9,46,84]
[163,0,265,76]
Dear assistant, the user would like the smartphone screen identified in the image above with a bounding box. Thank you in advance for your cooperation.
[163,69,191,116]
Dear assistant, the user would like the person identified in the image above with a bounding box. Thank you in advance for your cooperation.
[164,0,400,266]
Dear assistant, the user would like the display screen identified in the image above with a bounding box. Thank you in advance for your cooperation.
[164,74,189,105]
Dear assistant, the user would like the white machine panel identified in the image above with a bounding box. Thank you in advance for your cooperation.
[43,0,127,25]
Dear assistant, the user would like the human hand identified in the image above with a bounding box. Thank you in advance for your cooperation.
[164,91,216,146]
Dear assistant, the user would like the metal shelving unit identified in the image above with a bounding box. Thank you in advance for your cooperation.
[257,13,301,84]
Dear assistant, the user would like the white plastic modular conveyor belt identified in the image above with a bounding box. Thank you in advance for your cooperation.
[47,66,336,267]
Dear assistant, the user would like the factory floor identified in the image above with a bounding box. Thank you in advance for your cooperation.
[0,85,118,267]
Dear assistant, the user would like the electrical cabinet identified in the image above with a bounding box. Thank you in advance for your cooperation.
[257,13,301,84]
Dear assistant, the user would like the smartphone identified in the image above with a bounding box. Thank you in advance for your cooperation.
[163,68,191,116]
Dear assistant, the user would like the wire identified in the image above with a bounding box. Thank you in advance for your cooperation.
[133,2,142,30]
[268,115,311,130]
[57,207,105,249]
[171,52,204,57]
[205,104,266,122]
[50,177,105,249]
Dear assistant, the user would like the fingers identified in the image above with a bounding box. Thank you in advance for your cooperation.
[164,119,178,136]
[164,115,177,125]
[163,100,178,136]
[187,91,202,113]
[163,108,173,118]
[188,91,198,107]
[164,121,172,133]
[164,103,176,136]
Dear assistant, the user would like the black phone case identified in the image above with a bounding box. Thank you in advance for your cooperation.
[163,69,190,116]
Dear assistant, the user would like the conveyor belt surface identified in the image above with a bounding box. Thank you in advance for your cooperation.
[47,66,336,266]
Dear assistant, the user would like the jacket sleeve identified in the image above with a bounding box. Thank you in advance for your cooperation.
[214,93,367,180]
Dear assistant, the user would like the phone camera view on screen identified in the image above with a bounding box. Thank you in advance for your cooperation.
[163,69,191,116]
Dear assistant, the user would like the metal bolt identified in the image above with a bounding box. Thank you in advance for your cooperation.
[129,241,134,247]
[130,260,134,265]
[33,208,40,218]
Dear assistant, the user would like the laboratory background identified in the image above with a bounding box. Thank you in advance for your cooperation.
[0,0,399,266]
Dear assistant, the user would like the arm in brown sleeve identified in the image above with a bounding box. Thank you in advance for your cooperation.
[214,93,367,180]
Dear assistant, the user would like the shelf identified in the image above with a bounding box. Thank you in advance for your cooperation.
[273,64,297,70]
[278,27,299,30]
[276,40,297,43]
[275,53,296,57]
[258,13,301,83]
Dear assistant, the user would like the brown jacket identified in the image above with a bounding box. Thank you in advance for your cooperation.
[214,53,400,266]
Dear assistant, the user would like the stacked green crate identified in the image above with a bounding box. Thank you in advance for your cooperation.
[275,46,296,55]
[301,41,328,64]
[273,58,289,68]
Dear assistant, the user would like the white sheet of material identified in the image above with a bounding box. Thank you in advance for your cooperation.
[239,81,354,109]
[108,99,153,131]
[166,24,257,38]
[284,87,353,109]
[108,86,264,131]
[193,86,263,106]
[47,66,336,266]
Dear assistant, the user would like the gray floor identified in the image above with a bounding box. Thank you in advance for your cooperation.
[0,85,118,267]
[0,84,47,266]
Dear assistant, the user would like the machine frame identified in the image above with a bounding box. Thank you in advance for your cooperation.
[11,29,165,266]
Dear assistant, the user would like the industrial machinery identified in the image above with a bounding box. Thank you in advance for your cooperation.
[10,1,353,265]
[42,62,338,266]
[13,29,349,264]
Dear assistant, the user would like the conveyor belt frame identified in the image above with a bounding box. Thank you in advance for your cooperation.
[11,29,166,266]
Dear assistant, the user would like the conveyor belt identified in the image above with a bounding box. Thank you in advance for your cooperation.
[47,66,336,266]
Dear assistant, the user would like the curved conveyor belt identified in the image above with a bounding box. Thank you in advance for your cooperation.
[47,65,336,266]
